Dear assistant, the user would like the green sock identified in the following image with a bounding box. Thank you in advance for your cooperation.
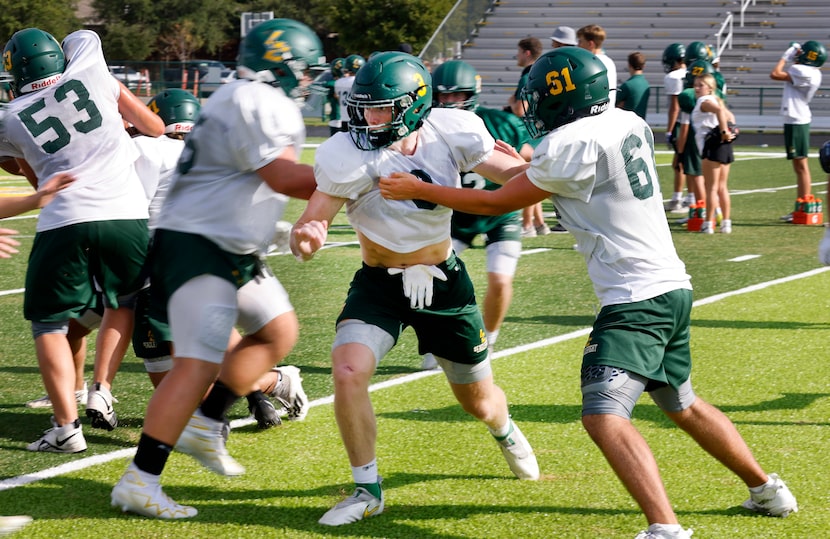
[357,481,382,499]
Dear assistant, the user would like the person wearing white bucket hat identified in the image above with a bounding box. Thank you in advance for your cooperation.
[550,26,577,48]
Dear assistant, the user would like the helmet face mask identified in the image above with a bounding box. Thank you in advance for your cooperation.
[431,60,481,111]
[346,52,432,151]
[147,89,201,136]
[797,40,827,67]
[3,28,65,97]
[662,43,686,73]
[684,59,715,89]
[236,18,325,96]
[519,47,609,138]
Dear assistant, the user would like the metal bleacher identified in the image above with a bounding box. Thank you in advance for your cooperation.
[459,0,829,131]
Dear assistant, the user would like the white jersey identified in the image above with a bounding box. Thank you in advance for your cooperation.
[334,75,355,128]
[526,108,691,306]
[314,107,494,253]
[133,135,184,230]
[691,95,719,154]
[598,53,617,107]
[156,79,303,255]
[0,30,147,232]
[663,68,686,97]
[781,64,822,124]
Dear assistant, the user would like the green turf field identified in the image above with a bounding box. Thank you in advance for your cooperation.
[1,144,828,538]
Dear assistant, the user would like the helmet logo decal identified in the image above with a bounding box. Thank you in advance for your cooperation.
[2,51,11,72]
[413,72,428,97]
[545,67,577,97]
[805,50,819,63]
[263,30,292,62]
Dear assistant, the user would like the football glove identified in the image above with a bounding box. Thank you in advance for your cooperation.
[782,43,800,62]
[388,264,448,310]
[819,228,830,266]
[666,131,676,151]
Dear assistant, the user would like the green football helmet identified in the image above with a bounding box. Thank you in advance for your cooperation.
[330,57,345,78]
[345,51,432,150]
[344,54,366,75]
[662,43,686,73]
[797,40,827,67]
[147,89,201,136]
[685,41,713,64]
[519,47,609,138]
[236,18,325,96]
[684,59,716,89]
[2,28,65,97]
[431,59,481,111]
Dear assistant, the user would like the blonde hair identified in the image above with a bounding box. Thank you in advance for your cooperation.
[696,74,726,108]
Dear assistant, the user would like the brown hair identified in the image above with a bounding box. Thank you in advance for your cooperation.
[628,52,646,71]
[518,37,543,60]
[577,25,606,47]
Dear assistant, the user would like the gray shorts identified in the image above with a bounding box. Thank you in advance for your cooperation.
[581,365,697,418]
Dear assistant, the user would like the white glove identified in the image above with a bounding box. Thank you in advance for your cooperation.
[388,264,448,310]
[782,43,800,62]
[819,227,830,265]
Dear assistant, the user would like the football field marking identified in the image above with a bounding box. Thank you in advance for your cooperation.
[2,265,828,492]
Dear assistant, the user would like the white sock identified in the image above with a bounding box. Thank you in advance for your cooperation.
[488,418,512,439]
[673,192,683,201]
[351,459,378,485]
[649,523,683,534]
[750,475,775,493]
[486,329,499,348]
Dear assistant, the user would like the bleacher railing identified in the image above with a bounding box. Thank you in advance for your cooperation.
[418,0,496,67]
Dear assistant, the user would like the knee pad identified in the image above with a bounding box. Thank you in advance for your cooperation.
[333,320,395,366]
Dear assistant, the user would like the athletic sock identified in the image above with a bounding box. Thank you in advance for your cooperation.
[134,432,172,476]
[200,380,240,421]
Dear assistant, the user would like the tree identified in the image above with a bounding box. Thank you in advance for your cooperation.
[0,0,81,42]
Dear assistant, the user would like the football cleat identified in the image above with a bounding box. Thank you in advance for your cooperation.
[634,524,693,538]
[112,464,197,519]
[742,473,798,517]
[176,409,245,476]
[26,382,88,409]
[0,515,33,536]
[86,383,118,431]
[494,420,540,480]
[249,396,282,429]
[318,483,384,526]
[270,366,309,421]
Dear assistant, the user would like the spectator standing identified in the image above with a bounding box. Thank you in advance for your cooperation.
[550,26,577,49]
[770,40,826,222]
[577,24,617,107]
[617,52,650,120]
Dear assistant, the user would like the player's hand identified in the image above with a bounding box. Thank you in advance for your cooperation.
[493,139,522,160]
[290,220,328,262]
[819,228,830,265]
[782,43,800,62]
[0,228,21,259]
[387,264,448,309]
[379,172,423,201]
[36,173,76,208]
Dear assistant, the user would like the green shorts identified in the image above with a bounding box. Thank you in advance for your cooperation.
[451,211,522,247]
[680,126,702,177]
[784,123,811,159]
[24,219,148,323]
[581,288,693,389]
[147,229,261,325]
[337,253,488,364]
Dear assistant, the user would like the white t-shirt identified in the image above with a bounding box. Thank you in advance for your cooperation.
[781,64,822,124]
[526,108,691,306]
[0,30,147,232]
[314,108,494,254]
[692,95,719,155]
[156,79,303,255]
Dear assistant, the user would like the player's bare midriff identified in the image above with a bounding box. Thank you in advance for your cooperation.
[358,232,452,269]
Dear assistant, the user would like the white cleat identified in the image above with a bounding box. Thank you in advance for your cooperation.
[26,382,88,409]
[176,409,245,476]
[271,366,309,421]
[318,485,384,526]
[111,465,197,519]
[742,473,798,517]
[86,383,117,431]
[494,420,540,480]
[26,418,87,454]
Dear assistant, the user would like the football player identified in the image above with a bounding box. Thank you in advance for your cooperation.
[1,28,164,452]
[770,40,826,221]
[379,46,798,539]
[111,18,323,519]
[661,42,690,213]
[291,51,539,527]
[420,59,531,369]
[333,54,365,133]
